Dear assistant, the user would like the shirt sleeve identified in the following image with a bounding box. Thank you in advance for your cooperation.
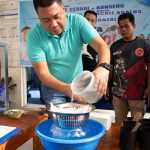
[26,26,46,63]
[76,14,99,44]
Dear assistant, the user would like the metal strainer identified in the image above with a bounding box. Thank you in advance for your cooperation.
[48,102,95,129]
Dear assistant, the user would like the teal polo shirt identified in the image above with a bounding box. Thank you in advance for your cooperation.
[26,13,99,83]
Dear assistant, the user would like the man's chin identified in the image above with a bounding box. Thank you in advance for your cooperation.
[51,31,62,36]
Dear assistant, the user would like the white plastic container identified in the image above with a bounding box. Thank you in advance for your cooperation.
[71,71,100,104]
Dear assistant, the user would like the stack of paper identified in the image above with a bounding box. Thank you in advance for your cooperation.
[90,111,112,130]
[93,109,116,123]
[89,109,116,130]
[144,113,150,118]
[0,125,21,144]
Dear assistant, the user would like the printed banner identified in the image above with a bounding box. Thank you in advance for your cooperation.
[20,0,150,66]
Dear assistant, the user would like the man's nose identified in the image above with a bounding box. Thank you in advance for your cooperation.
[89,20,92,25]
[51,20,58,28]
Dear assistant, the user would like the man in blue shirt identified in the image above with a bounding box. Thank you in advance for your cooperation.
[27,0,110,106]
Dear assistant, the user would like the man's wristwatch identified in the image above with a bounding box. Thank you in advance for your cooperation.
[97,62,110,71]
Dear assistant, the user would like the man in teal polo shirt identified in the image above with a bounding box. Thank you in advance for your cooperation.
[27,0,110,106]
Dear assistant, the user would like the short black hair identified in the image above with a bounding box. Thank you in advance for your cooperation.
[84,10,97,19]
[118,12,135,25]
[147,34,150,40]
[33,0,63,12]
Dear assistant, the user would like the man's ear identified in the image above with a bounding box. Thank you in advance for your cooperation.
[62,5,65,11]
[133,23,136,28]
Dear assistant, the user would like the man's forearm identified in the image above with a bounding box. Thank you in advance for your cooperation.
[32,61,71,97]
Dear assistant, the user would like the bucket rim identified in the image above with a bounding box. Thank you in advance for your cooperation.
[35,119,105,144]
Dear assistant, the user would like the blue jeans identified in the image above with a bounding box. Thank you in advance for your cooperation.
[41,84,71,107]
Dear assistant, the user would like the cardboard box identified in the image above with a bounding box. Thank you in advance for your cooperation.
[94,109,116,123]
[90,111,112,130]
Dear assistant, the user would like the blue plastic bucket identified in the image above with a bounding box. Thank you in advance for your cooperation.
[35,119,105,150]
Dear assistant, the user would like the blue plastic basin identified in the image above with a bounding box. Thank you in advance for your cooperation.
[35,119,105,150]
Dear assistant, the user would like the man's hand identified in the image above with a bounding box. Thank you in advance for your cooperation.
[104,87,110,101]
[61,84,88,104]
[93,67,109,96]
[72,94,88,104]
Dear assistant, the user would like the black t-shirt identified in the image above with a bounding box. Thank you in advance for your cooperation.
[82,44,98,71]
[110,37,150,99]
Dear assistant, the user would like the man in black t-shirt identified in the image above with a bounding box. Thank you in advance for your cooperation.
[82,10,98,71]
[109,13,150,123]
